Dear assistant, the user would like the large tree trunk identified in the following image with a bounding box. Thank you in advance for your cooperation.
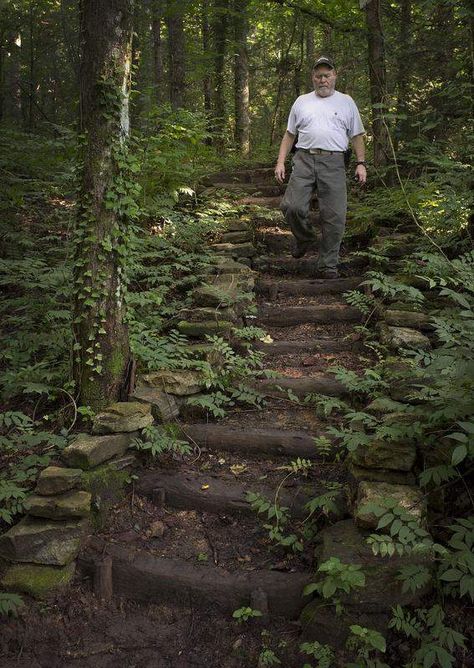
[364,0,390,167]
[151,0,164,104]
[211,0,229,145]
[233,0,250,155]
[73,0,134,410]
[165,0,186,109]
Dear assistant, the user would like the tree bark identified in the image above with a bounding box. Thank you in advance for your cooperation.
[364,0,390,167]
[202,0,212,116]
[233,0,250,155]
[211,0,229,144]
[151,0,164,104]
[73,0,134,410]
[394,0,411,148]
[27,0,35,129]
[165,0,186,109]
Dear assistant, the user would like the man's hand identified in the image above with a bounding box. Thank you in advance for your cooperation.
[355,164,367,185]
[274,161,286,184]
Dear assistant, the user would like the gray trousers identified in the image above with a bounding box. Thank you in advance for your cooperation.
[280,150,347,270]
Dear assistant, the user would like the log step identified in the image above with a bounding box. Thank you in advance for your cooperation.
[254,374,347,399]
[136,469,326,518]
[253,255,367,276]
[259,304,362,327]
[79,538,312,619]
[254,338,357,355]
[256,276,362,298]
[179,424,328,458]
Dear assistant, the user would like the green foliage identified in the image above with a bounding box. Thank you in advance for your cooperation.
[389,605,466,668]
[131,424,191,458]
[303,557,365,604]
[246,491,303,553]
[345,625,389,668]
[0,592,23,617]
[232,606,263,623]
[438,517,474,602]
[299,641,334,668]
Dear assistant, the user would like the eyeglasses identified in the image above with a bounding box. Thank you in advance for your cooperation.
[313,73,334,80]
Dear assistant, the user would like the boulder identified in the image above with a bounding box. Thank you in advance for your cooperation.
[0,517,88,565]
[383,310,433,331]
[378,324,431,351]
[211,257,249,274]
[1,562,76,598]
[142,369,205,396]
[62,433,133,469]
[212,271,255,293]
[35,466,83,496]
[220,231,249,244]
[180,306,239,323]
[92,402,153,435]
[224,220,250,233]
[350,439,416,472]
[25,490,92,520]
[131,386,180,421]
[192,284,239,308]
[354,481,424,530]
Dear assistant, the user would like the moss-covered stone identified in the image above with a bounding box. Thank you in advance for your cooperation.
[347,462,416,486]
[354,481,424,529]
[131,386,180,421]
[25,490,91,520]
[210,242,256,258]
[35,466,83,495]
[92,401,153,434]
[378,323,431,351]
[82,463,130,529]
[177,320,233,338]
[220,231,249,244]
[62,433,133,469]
[0,517,88,565]
[383,309,433,331]
[142,369,205,396]
[350,439,416,472]
[1,562,76,598]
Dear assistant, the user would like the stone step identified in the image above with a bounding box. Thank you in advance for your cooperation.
[178,424,331,458]
[259,303,363,327]
[238,195,282,209]
[256,276,362,298]
[136,469,338,518]
[79,537,312,618]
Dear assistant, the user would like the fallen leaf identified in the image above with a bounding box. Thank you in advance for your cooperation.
[259,334,274,344]
[230,464,247,476]
[201,484,210,490]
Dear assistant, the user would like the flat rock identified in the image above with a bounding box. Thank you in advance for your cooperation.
[177,319,233,338]
[1,562,76,598]
[383,309,433,331]
[220,231,249,244]
[350,439,416,472]
[378,324,431,351]
[224,220,250,232]
[210,242,256,258]
[92,402,153,434]
[131,386,180,421]
[354,481,424,529]
[210,257,249,274]
[25,490,92,520]
[0,517,88,566]
[62,433,133,469]
[192,284,240,308]
[142,369,205,396]
[180,306,238,323]
[35,466,83,495]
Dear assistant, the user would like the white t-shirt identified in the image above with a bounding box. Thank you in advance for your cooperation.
[286,90,365,151]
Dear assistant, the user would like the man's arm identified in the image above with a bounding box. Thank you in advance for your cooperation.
[351,133,367,185]
[274,131,295,184]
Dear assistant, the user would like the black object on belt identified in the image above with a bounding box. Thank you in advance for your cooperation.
[297,147,344,155]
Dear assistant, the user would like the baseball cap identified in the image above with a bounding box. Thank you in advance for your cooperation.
[312,56,335,70]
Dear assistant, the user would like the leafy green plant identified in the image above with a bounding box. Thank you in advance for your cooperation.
[0,592,23,617]
[258,648,281,666]
[304,558,366,611]
[345,625,389,668]
[246,491,303,553]
[131,424,191,458]
[299,640,334,668]
[232,606,263,623]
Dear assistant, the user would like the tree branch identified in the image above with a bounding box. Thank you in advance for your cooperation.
[267,0,365,34]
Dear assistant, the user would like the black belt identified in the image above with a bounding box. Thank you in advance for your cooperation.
[298,147,344,155]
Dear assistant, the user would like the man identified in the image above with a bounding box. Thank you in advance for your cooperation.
[275,56,366,279]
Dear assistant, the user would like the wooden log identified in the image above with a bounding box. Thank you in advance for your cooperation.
[254,338,356,355]
[259,304,362,327]
[254,375,347,398]
[79,538,312,618]
[253,255,367,276]
[178,424,326,458]
[136,470,324,516]
[93,554,113,602]
[237,196,282,209]
[256,276,362,297]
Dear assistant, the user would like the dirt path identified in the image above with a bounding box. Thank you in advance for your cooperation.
[0,168,367,668]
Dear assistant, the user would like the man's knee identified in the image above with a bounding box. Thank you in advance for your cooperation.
[281,201,307,219]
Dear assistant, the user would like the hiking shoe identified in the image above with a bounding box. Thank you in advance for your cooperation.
[291,241,313,258]
[313,268,339,279]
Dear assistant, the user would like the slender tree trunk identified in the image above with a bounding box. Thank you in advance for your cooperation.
[233,0,250,155]
[270,17,297,145]
[28,0,35,129]
[0,38,4,122]
[211,0,229,144]
[364,0,390,167]
[6,33,22,124]
[394,0,411,148]
[166,0,186,109]
[293,19,304,97]
[151,0,164,104]
[73,0,134,409]
[306,28,314,89]
[202,0,212,116]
